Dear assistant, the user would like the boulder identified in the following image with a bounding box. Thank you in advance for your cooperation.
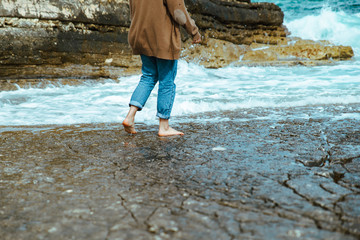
[0,0,131,26]
[240,39,354,66]
[182,38,354,68]
[184,0,287,45]
[181,38,250,68]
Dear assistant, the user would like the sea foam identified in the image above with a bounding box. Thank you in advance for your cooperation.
[285,8,360,54]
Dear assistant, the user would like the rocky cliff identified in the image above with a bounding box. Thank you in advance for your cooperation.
[0,0,354,90]
[0,0,135,86]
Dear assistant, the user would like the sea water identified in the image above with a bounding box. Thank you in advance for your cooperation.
[0,0,359,126]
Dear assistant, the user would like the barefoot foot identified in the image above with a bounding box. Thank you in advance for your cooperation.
[158,127,184,137]
[122,119,137,134]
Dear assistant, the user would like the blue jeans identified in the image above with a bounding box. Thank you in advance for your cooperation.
[129,55,178,120]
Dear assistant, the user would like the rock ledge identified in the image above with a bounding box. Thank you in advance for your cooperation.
[0,0,354,90]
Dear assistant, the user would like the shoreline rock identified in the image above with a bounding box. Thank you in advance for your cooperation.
[182,37,354,68]
[0,0,355,90]
[1,105,360,239]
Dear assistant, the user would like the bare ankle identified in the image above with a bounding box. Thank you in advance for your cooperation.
[158,126,184,137]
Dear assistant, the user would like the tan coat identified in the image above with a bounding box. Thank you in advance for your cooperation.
[128,0,200,60]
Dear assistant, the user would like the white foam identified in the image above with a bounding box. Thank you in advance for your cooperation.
[285,8,360,54]
[212,146,227,151]
[332,113,360,120]
[1,60,359,126]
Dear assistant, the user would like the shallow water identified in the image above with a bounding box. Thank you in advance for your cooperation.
[0,0,359,126]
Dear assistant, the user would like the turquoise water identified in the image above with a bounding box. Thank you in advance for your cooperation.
[254,0,360,54]
[0,1,359,126]
[253,0,360,20]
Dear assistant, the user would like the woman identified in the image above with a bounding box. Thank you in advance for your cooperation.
[123,0,201,136]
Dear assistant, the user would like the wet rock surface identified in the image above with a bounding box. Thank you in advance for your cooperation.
[182,38,354,68]
[1,105,359,239]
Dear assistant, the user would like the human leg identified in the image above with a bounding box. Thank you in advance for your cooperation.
[122,106,138,134]
[123,55,158,134]
[156,58,178,120]
[129,55,158,110]
[156,58,183,136]
[158,118,184,137]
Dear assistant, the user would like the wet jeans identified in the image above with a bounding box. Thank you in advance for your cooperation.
[129,55,178,120]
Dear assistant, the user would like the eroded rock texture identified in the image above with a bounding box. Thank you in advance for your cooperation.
[184,0,286,45]
[1,106,360,239]
[0,0,139,84]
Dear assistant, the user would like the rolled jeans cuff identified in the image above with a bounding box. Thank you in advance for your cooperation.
[156,112,171,120]
[129,100,143,111]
